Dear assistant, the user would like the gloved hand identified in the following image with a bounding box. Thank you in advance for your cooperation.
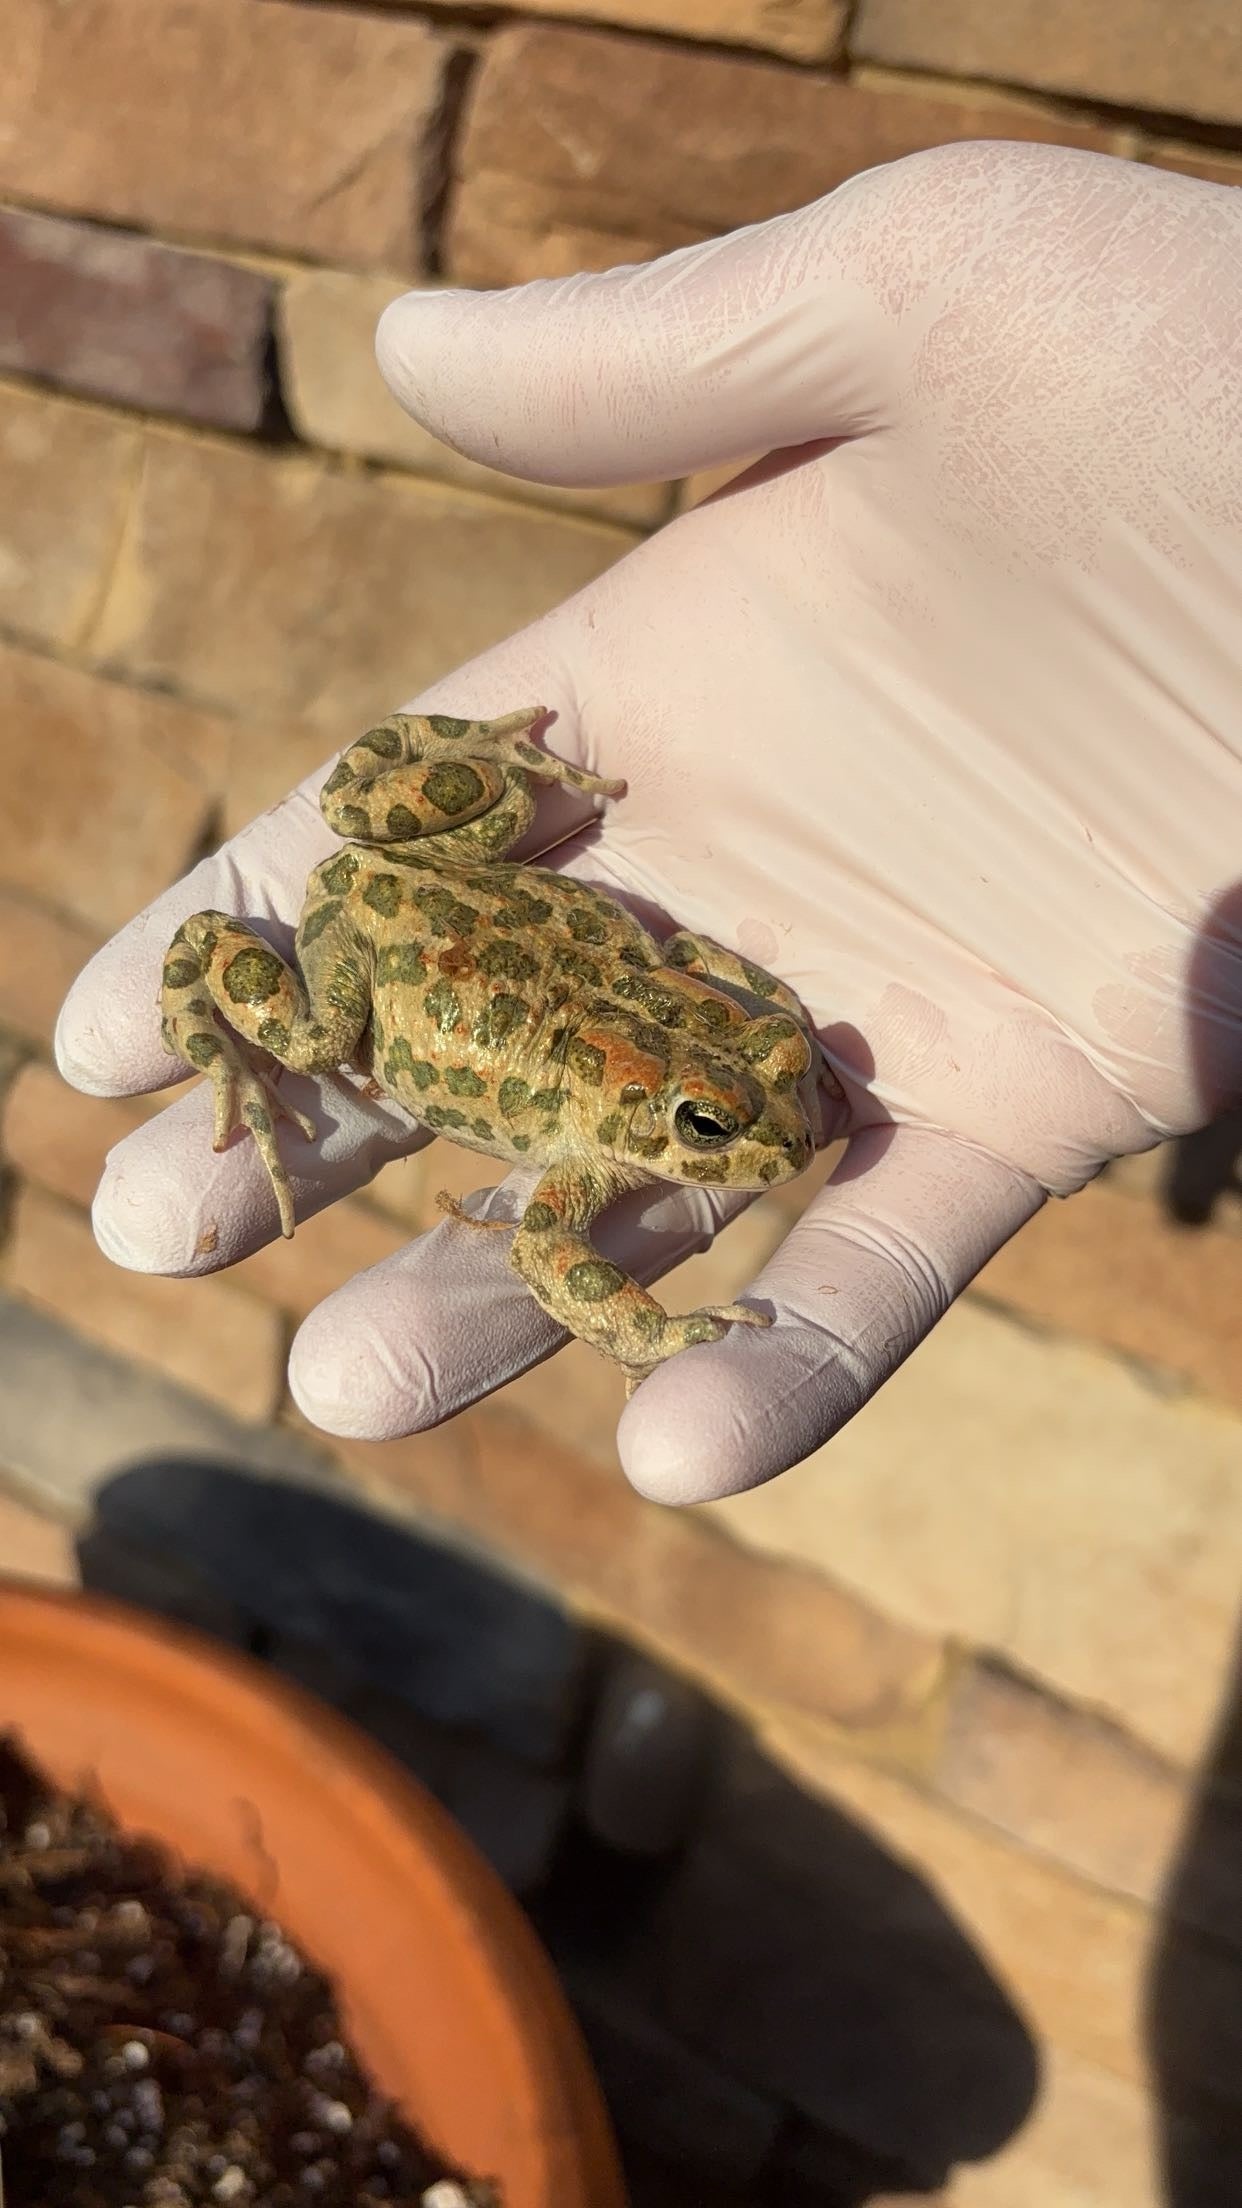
[56,140,1242,1503]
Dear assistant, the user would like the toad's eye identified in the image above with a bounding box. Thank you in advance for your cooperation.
[674,1099,740,1150]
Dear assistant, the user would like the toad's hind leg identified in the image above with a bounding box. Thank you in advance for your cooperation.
[319,707,626,866]
[161,910,366,1237]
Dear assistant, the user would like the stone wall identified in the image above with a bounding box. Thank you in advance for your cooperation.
[1,2,1241,2202]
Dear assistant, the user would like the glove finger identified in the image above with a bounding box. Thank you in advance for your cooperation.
[89,1070,431,1277]
[287,1173,756,1441]
[616,1124,1044,1503]
[376,171,898,491]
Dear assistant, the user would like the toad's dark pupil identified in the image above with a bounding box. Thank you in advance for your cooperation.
[675,1100,739,1149]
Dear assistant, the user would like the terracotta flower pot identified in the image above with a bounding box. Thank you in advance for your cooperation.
[0,1580,626,2208]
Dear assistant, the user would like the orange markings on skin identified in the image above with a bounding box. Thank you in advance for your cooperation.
[579,1030,665,1097]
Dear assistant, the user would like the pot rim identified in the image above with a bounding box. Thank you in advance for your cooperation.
[0,1577,627,2208]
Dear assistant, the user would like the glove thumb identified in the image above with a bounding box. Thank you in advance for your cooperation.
[376,181,896,490]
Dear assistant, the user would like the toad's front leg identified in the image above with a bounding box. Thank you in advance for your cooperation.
[509,1161,772,1397]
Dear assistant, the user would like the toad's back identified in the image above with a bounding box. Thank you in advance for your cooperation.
[329,848,672,1163]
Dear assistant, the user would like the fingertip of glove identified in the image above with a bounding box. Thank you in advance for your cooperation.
[617,1311,864,1503]
[54,968,121,1097]
[617,1352,761,1505]
[288,1298,421,1442]
[90,1151,200,1275]
[375,287,469,411]
[89,1100,281,1277]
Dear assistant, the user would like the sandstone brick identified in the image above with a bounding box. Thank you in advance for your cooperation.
[772,1722,1242,2187]
[219,716,332,842]
[352,1150,450,1233]
[359,0,846,56]
[277,269,671,530]
[0,0,450,272]
[503,0,844,61]
[762,1720,1145,2092]
[852,0,1242,128]
[89,422,634,735]
[0,1292,336,1514]
[338,1142,500,1240]
[2,1059,152,1209]
[0,644,216,934]
[975,1178,1242,1413]
[447,27,1118,284]
[0,1483,78,1584]
[393,1139,507,1220]
[447,174,697,293]
[708,1297,1242,1767]
[1101,1134,1242,1237]
[612,2150,755,2208]
[0,888,99,1048]
[234,1197,409,1323]
[336,1405,943,1741]
[952,2045,1178,2208]
[1102,1144,1172,1204]
[776,2128,946,2204]
[0,379,139,651]
[0,1033,28,1112]
[0,207,273,431]
[1147,142,1242,190]
[936,1660,1189,1909]
[3,1186,283,1423]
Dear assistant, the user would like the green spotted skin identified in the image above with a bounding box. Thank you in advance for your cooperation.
[161,707,829,1390]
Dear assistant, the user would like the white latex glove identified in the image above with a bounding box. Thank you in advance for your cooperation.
[57,141,1242,1503]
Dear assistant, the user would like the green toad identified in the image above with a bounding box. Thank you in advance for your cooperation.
[161,710,831,1393]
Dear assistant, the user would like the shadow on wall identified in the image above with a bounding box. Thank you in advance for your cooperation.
[1147,1614,1242,2208]
[1159,1110,1242,1227]
[1148,880,1242,2208]
[78,1456,1038,2208]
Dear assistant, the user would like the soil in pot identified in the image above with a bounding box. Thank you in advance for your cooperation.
[0,1734,500,2208]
